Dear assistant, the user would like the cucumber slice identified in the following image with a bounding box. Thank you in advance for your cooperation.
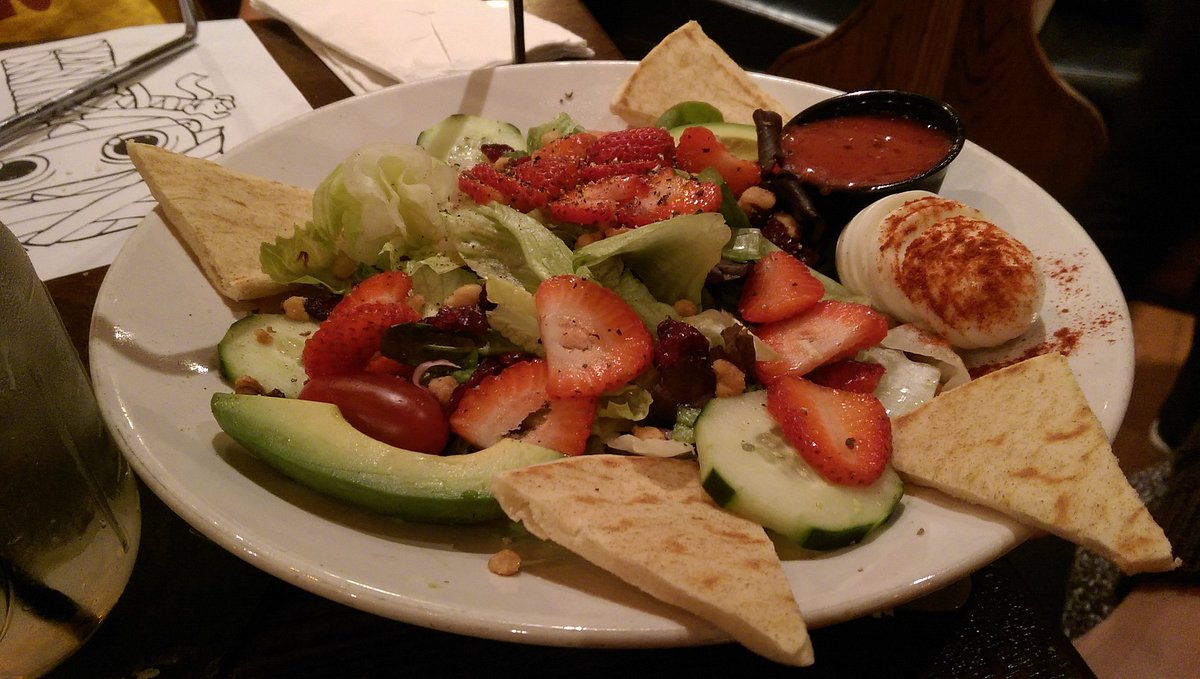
[695,391,903,550]
[218,313,318,398]
[669,122,759,161]
[416,114,526,169]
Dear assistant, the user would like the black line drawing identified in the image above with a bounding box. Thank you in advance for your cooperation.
[0,37,234,247]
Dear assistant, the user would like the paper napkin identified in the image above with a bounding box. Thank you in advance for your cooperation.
[249,0,595,94]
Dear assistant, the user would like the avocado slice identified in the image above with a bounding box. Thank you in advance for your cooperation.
[669,122,759,161]
[211,393,564,523]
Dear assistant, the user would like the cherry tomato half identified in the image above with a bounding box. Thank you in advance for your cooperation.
[299,372,449,454]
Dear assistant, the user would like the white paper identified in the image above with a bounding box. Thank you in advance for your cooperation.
[0,19,313,281]
[252,0,594,94]
[293,27,394,96]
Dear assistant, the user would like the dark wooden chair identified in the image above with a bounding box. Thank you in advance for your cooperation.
[767,0,1106,204]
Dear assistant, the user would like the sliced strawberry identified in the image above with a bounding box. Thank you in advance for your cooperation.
[363,352,413,378]
[807,359,886,394]
[535,275,653,398]
[449,358,595,456]
[330,271,414,320]
[615,168,722,227]
[510,133,596,198]
[460,162,548,211]
[548,173,647,226]
[534,131,597,162]
[458,170,509,206]
[753,300,889,385]
[511,156,582,199]
[674,126,762,196]
[577,159,661,182]
[450,359,548,446]
[766,376,892,485]
[737,250,825,323]
[303,302,419,378]
[519,393,597,456]
[587,127,675,166]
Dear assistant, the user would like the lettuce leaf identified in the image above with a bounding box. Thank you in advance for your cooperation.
[402,254,479,318]
[446,203,575,291]
[315,143,458,262]
[259,217,346,292]
[572,213,730,305]
[585,259,678,333]
[483,277,543,355]
[682,309,780,361]
[525,112,587,151]
[260,143,458,293]
[722,227,778,262]
[596,385,654,421]
[859,346,941,418]
[814,266,872,306]
[654,101,724,129]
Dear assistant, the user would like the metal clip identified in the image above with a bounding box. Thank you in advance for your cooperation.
[511,0,526,65]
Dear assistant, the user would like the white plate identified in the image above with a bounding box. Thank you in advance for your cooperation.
[90,62,1134,647]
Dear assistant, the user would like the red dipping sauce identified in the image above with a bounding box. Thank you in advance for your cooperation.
[781,113,954,191]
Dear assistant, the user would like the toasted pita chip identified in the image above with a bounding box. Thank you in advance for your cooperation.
[611,21,789,126]
[492,454,813,666]
[892,353,1176,574]
[127,142,313,301]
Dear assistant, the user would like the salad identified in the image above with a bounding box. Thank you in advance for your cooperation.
[213,101,973,549]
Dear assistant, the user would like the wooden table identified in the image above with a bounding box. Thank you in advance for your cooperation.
[42,9,1097,678]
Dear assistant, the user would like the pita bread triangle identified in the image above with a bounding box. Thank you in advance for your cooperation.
[127,142,313,301]
[610,21,789,127]
[892,352,1176,575]
[491,454,813,666]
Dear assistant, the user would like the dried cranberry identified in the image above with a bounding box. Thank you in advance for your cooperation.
[480,143,514,162]
[761,216,802,255]
[428,304,489,335]
[795,244,821,267]
[759,218,824,267]
[649,319,716,423]
[303,289,343,321]
[654,319,710,370]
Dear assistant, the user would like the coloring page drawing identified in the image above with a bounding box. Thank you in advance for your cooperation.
[0,20,311,280]
[1,37,234,247]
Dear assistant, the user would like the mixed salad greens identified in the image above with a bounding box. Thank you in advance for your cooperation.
[214,102,968,546]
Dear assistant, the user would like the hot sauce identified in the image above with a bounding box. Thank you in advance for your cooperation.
[781,113,954,190]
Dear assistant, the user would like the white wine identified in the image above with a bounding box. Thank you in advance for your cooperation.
[0,469,139,677]
[0,224,141,677]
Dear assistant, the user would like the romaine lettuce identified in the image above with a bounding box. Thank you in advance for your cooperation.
[585,259,678,333]
[482,277,543,355]
[446,203,575,291]
[572,213,730,305]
